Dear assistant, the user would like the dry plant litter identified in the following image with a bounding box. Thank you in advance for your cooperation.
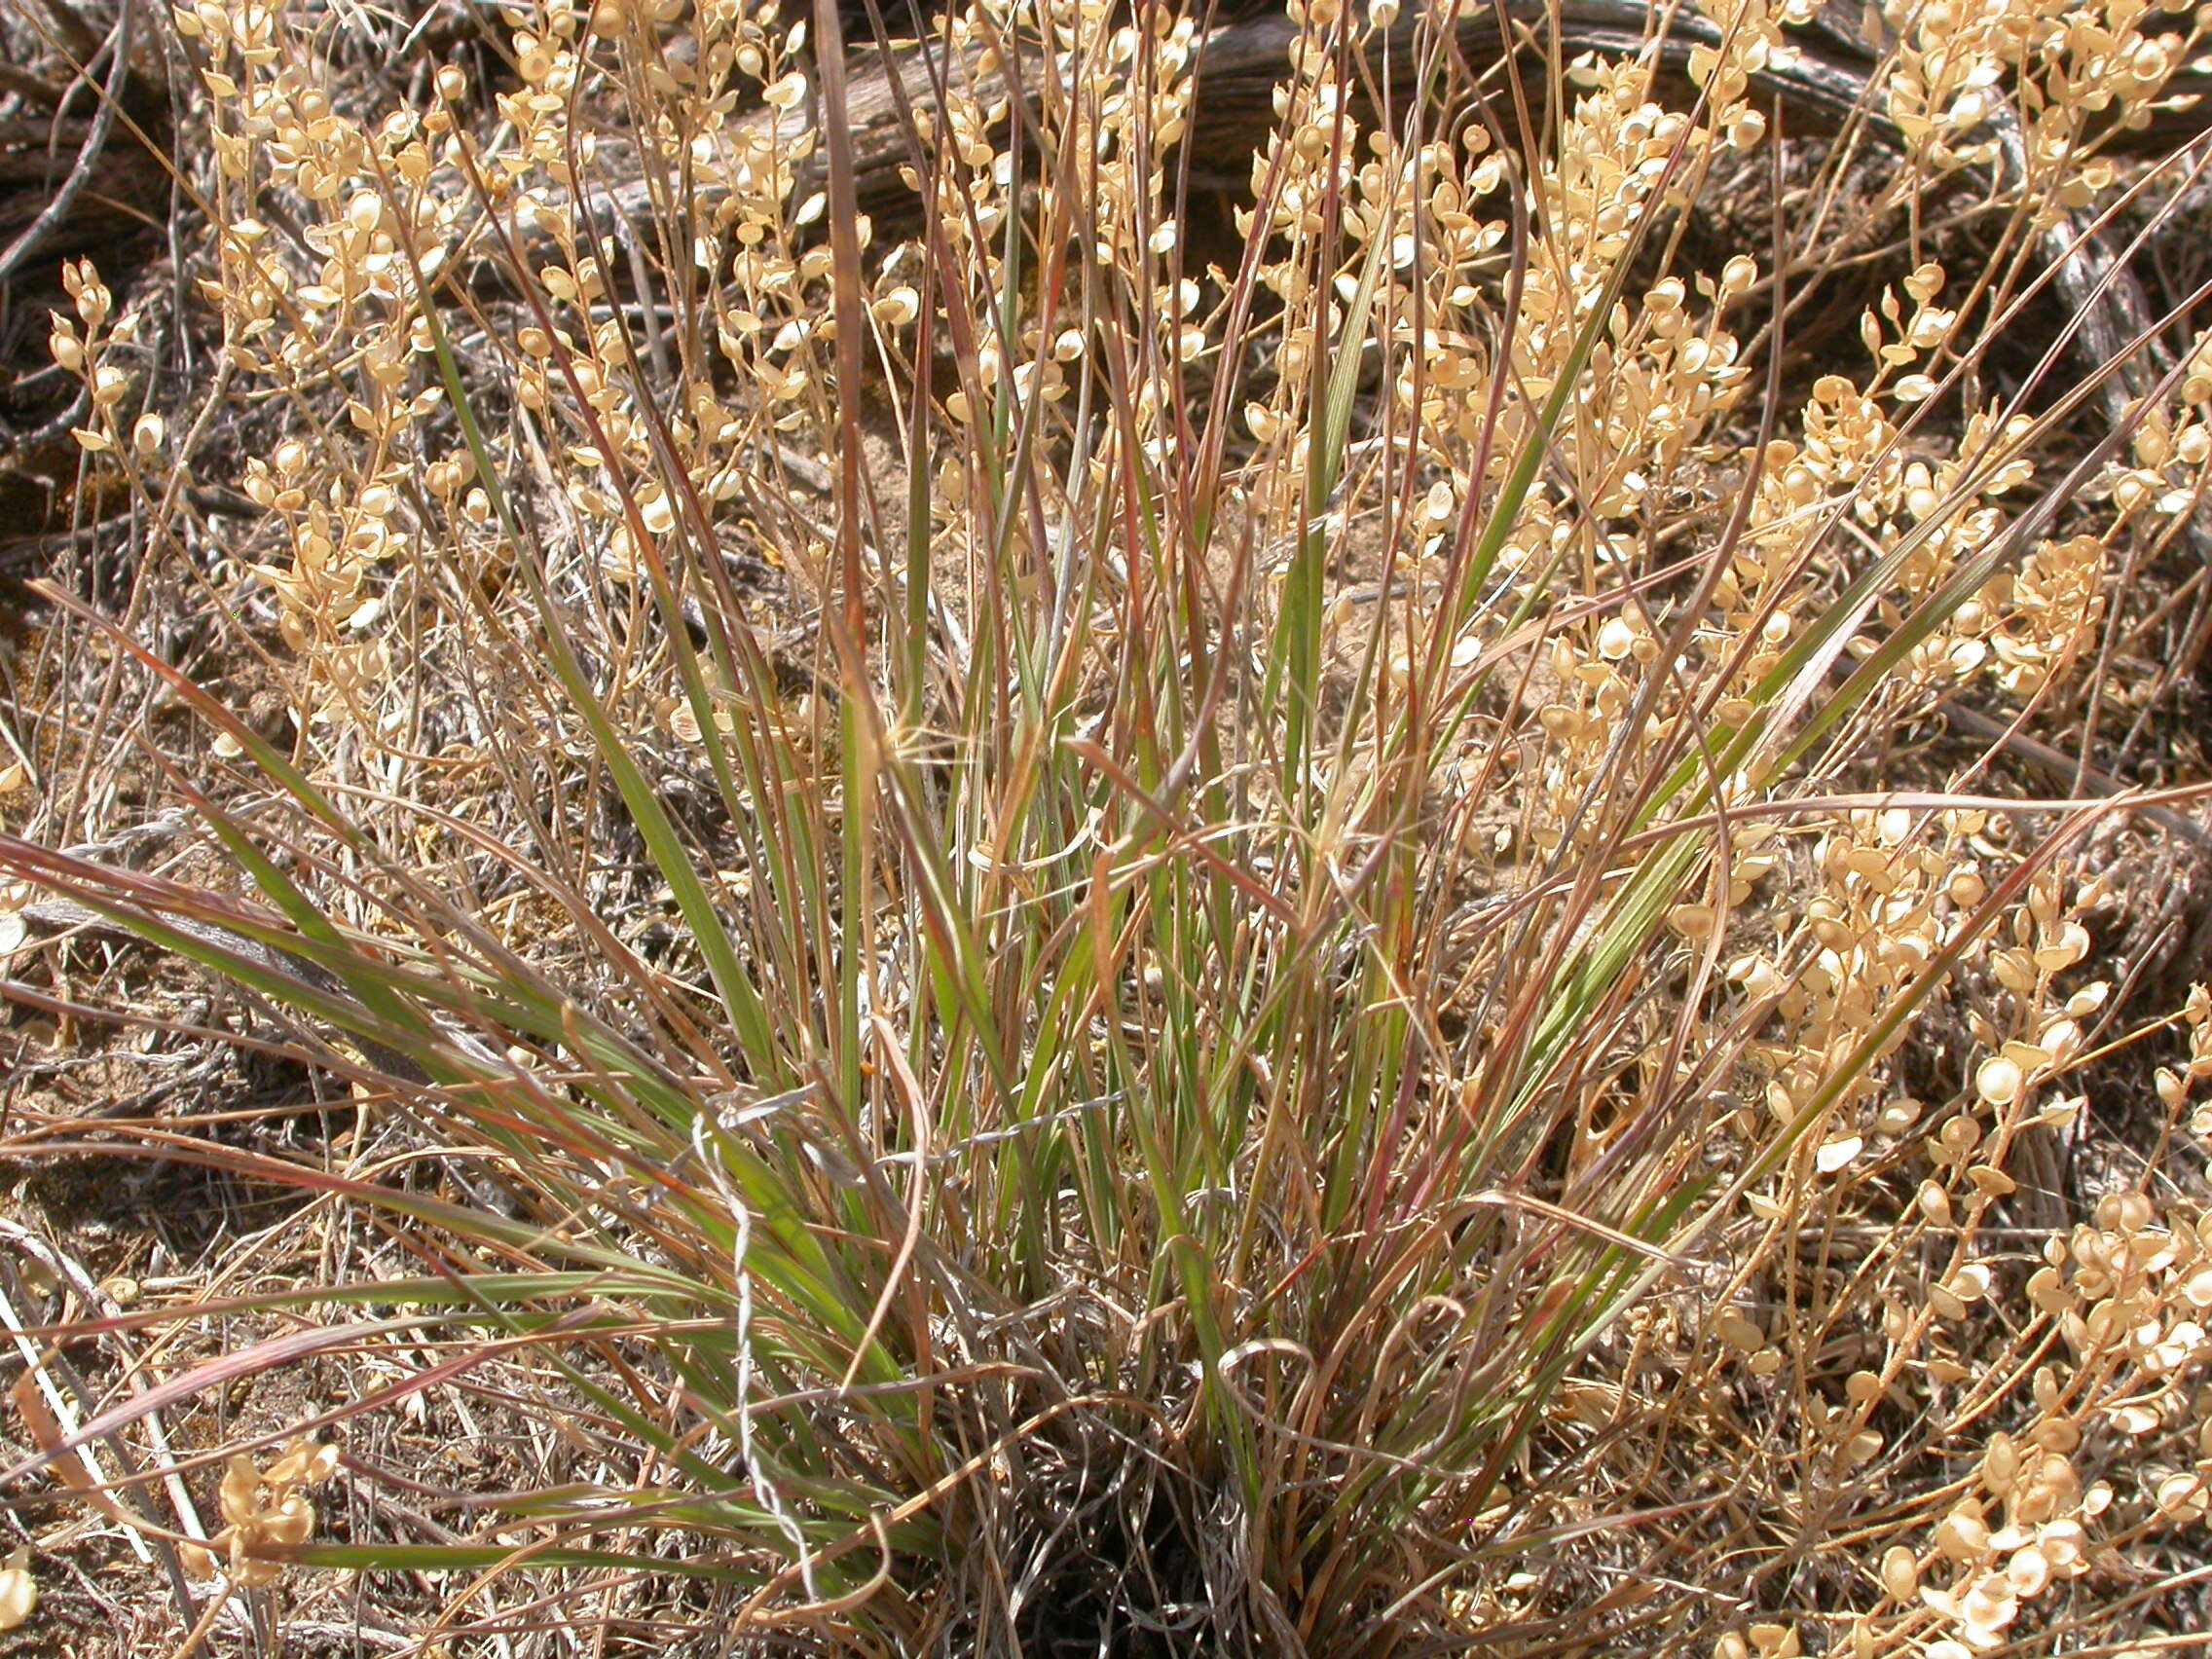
[2,0,2212,1654]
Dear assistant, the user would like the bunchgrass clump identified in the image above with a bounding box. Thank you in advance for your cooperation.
[4,1,2212,1654]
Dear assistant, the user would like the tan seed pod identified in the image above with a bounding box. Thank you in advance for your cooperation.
[2007,1544,2051,1597]
[0,1549,31,1632]
[1879,1543,1919,1602]
[1975,1055,2023,1106]
[1935,1504,1990,1562]
[1716,1311,1767,1352]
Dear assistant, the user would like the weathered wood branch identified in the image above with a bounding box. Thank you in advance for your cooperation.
[748,4,1892,220]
